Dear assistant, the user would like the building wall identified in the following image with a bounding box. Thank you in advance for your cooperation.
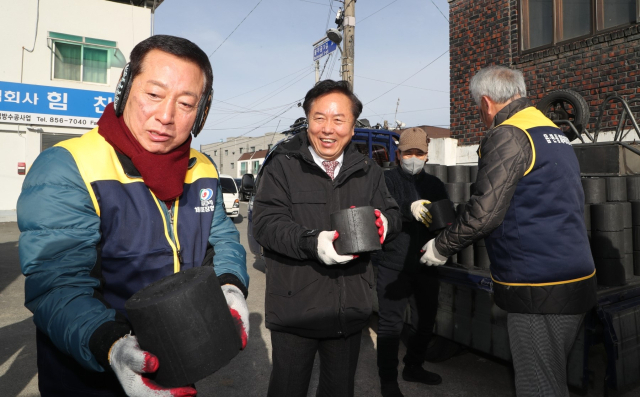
[449,0,640,145]
[0,0,151,218]
[200,132,283,177]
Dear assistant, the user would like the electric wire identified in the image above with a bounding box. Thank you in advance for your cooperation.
[209,0,263,58]
[359,0,398,24]
[357,75,448,93]
[431,0,449,23]
[299,0,330,5]
[365,50,449,105]
[222,64,314,101]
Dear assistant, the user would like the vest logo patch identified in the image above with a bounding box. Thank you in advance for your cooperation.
[543,133,571,145]
[196,188,215,213]
[200,188,213,200]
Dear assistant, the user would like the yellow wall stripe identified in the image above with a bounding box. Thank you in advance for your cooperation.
[491,269,596,287]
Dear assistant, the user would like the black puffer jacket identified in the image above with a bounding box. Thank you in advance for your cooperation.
[376,167,449,273]
[253,133,401,338]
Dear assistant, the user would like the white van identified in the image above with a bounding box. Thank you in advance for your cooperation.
[219,174,240,218]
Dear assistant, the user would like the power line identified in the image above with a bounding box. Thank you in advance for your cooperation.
[209,0,263,58]
[362,106,449,117]
[430,0,449,23]
[357,75,448,93]
[222,64,314,101]
[365,50,449,105]
[298,0,330,6]
[359,0,398,24]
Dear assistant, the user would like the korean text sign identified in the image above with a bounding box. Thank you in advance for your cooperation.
[0,81,113,128]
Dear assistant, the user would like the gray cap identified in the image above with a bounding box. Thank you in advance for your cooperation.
[398,127,428,152]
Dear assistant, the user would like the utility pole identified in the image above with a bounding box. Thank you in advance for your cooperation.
[342,0,355,90]
[315,60,320,84]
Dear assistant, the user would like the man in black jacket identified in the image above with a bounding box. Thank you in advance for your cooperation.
[253,79,401,397]
[421,66,596,397]
[375,127,448,397]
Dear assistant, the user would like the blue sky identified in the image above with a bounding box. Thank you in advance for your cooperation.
[154,0,451,148]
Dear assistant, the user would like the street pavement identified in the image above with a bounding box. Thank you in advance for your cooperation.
[1,203,639,396]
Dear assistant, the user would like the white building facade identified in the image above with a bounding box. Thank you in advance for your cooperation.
[200,132,284,178]
[0,0,161,221]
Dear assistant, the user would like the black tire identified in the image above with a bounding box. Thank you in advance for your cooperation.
[536,89,589,142]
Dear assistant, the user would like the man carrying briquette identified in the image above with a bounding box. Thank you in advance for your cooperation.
[18,35,249,397]
[252,79,401,397]
[420,65,596,397]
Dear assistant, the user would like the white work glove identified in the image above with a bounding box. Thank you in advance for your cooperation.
[109,334,197,397]
[222,284,249,350]
[419,239,447,266]
[317,230,356,265]
[374,209,388,244]
[410,200,432,227]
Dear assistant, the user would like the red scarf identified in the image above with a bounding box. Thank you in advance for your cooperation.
[97,103,191,202]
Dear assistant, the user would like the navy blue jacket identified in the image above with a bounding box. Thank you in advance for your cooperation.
[18,128,249,371]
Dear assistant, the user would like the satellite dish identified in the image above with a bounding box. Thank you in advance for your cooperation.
[326,29,343,45]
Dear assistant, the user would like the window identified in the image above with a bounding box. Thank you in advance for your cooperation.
[268,144,273,151]
[239,148,243,154]
[253,160,260,174]
[41,133,78,151]
[214,150,217,156]
[250,146,255,152]
[231,162,235,169]
[50,32,117,84]
[241,162,247,175]
[521,0,638,51]
[225,150,228,156]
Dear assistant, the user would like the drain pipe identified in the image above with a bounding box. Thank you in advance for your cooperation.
[151,0,157,36]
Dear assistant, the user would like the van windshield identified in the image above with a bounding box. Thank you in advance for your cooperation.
[220,178,237,194]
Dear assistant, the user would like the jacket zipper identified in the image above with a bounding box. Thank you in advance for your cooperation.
[150,192,183,273]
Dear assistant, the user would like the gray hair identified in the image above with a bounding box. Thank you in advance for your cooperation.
[469,66,527,106]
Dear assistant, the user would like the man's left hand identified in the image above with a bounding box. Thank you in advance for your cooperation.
[222,285,249,349]
[420,239,447,266]
[374,209,388,244]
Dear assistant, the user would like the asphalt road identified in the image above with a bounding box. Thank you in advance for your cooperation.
[1,203,639,396]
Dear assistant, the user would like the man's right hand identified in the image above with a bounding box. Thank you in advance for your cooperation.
[317,230,356,265]
[110,334,197,397]
[410,200,432,227]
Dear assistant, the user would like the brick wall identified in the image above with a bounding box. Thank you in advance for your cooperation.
[449,0,640,144]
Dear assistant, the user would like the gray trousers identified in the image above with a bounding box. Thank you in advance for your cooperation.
[507,313,584,397]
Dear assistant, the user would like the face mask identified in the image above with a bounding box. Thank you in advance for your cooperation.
[401,157,425,175]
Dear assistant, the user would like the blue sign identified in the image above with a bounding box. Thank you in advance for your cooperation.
[313,40,337,61]
[0,81,113,128]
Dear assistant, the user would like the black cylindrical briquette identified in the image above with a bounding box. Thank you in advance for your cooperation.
[627,176,640,201]
[624,255,634,280]
[125,267,241,388]
[631,201,640,226]
[468,165,479,182]
[427,199,457,232]
[423,163,437,175]
[433,164,448,183]
[447,165,470,183]
[625,228,633,254]
[606,177,628,202]
[591,230,626,259]
[594,257,627,286]
[474,241,490,269]
[581,178,606,204]
[331,206,381,255]
[622,202,632,229]
[634,251,640,276]
[584,203,591,231]
[591,203,625,232]
[445,183,470,204]
[457,245,474,267]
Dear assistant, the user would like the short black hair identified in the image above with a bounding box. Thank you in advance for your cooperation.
[302,79,363,122]
[129,35,213,95]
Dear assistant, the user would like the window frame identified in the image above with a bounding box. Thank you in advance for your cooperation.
[49,32,116,86]
[520,0,639,54]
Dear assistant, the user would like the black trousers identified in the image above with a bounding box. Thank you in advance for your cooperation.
[267,330,362,397]
[376,265,439,375]
[36,329,126,397]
